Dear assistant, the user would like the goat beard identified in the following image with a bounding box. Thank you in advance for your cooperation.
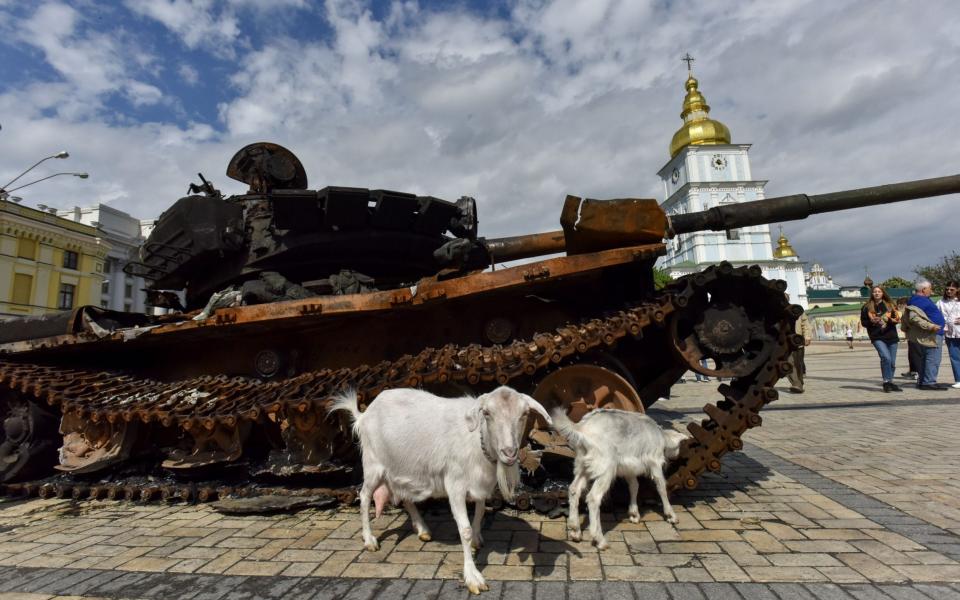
[496,460,521,502]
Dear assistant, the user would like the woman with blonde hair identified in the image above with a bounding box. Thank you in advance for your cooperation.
[860,285,902,392]
[936,280,960,389]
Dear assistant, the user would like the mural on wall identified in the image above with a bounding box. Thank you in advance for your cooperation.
[809,311,905,341]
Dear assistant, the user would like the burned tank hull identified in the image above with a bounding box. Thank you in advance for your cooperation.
[0,143,957,505]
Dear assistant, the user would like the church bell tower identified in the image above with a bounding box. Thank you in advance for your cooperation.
[656,55,808,308]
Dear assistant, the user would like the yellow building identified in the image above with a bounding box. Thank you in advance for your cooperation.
[0,198,109,320]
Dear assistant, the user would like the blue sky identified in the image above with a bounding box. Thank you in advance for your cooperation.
[1,0,959,285]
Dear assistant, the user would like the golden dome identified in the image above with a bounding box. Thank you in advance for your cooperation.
[773,228,797,259]
[669,73,731,158]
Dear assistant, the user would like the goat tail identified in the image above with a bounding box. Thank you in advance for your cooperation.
[550,408,590,452]
[327,389,362,437]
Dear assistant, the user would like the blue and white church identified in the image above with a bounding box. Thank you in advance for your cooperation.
[656,70,809,308]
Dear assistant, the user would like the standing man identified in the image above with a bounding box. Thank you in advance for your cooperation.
[785,294,812,394]
[905,278,946,390]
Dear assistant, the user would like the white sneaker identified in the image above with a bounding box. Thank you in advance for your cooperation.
[952,382,960,389]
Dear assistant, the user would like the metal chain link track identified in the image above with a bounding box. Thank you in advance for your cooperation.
[0,263,797,506]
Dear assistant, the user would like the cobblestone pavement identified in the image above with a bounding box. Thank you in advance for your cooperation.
[1,342,959,599]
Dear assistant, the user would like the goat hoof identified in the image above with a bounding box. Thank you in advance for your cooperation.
[666,515,679,524]
[364,541,380,552]
[629,513,641,524]
[595,539,609,551]
[568,530,581,542]
[418,532,432,542]
[466,583,483,595]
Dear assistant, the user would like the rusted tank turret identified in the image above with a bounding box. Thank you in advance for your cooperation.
[0,141,957,506]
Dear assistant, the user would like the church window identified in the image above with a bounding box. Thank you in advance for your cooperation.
[63,250,79,270]
[58,283,76,310]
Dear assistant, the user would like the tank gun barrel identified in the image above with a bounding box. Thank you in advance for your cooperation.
[669,174,960,236]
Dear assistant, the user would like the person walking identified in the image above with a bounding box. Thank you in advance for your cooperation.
[845,325,854,349]
[784,296,812,393]
[905,278,946,390]
[861,285,902,392]
[936,280,960,389]
[695,357,711,382]
[897,297,920,379]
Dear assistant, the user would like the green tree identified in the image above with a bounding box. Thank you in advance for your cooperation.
[915,252,960,291]
[879,276,913,289]
[653,268,674,290]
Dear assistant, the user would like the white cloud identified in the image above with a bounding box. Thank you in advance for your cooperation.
[124,0,242,58]
[12,2,163,117]
[178,63,199,85]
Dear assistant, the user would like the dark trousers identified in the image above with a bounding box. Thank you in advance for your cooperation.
[907,340,922,374]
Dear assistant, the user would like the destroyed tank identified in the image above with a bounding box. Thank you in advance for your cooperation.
[1,141,958,505]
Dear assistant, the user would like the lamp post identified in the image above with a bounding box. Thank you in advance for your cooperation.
[0,151,69,192]
[4,171,89,194]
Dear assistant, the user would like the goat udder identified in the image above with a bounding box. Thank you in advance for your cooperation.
[373,483,391,518]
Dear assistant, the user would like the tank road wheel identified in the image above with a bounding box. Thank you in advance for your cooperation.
[0,392,59,483]
[669,264,787,379]
[55,413,138,475]
[521,364,643,472]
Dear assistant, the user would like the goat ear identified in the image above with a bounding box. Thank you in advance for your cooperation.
[465,403,483,432]
[522,394,553,427]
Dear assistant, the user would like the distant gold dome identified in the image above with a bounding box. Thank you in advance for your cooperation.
[773,229,798,259]
[669,73,731,158]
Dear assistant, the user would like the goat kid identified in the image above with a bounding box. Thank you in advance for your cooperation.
[331,386,552,595]
[552,408,688,550]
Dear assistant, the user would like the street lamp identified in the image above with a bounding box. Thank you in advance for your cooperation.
[5,171,89,193]
[0,151,69,192]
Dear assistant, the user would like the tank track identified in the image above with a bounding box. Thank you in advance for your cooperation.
[0,263,797,506]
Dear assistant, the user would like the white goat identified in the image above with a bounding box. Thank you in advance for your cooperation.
[331,386,552,595]
[552,408,688,549]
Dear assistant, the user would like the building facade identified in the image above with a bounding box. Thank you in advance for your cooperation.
[656,72,808,308]
[58,204,150,313]
[0,198,108,319]
[806,262,840,291]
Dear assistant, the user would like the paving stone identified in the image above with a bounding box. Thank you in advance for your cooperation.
[770,582,818,600]
[568,581,600,600]
[534,581,565,600]
[604,566,673,582]
[876,585,937,600]
[46,569,125,596]
[377,579,413,600]
[734,582,782,600]
[501,581,533,600]
[304,578,357,600]
[406,580,443,600]
[913,584,960,600]
[340,579,383,600]
[631,582,669,600]
[802,584,857,600]
[666,582,705,600]
[700,582,744,600]
[817,567,869,584]
[839,555,908,583]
